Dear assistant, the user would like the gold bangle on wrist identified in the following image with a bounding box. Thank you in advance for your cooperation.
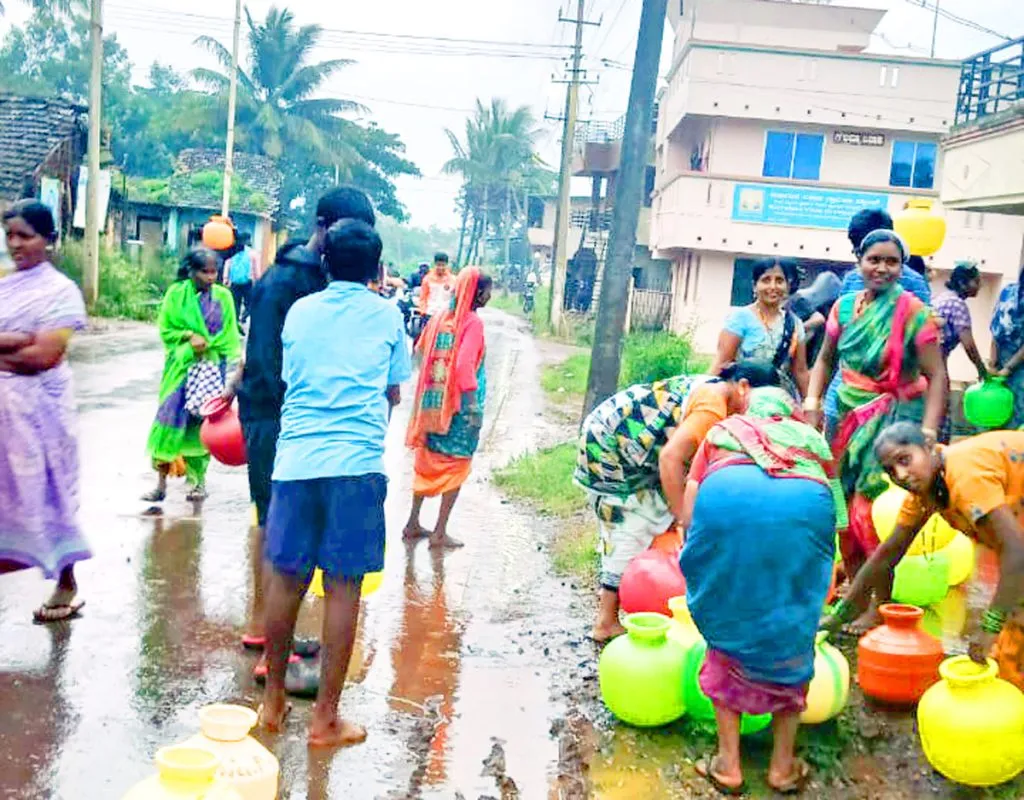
[921,427,938,441]
[802,397,821,411]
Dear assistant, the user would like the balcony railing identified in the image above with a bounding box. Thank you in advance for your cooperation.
[956,37,1024,125]
[570,208,613,230]
[573,104,661,147]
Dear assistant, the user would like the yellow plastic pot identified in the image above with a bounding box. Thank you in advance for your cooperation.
[181,705,278,800]
[801,633,850,725]
[666,595,702,655]
[918,656,1024,787]
[894,198,946,257]
[939,532,975,586]
[921,588,968,640]
[872,484,958,556]
[122,746,242,799]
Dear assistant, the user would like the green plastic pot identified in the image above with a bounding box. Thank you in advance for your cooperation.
[892,551,950,608]
[963,378,1013,429]
[599,612,687,727]
[682,639,772,735]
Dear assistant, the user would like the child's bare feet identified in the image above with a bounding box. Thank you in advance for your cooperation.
[402,522,431,541]
[308,717,367,749]
[429,530,464,549]
[257,696,291,732]
[591,620,627,643]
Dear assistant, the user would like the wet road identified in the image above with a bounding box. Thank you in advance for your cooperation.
[0,311,582,799]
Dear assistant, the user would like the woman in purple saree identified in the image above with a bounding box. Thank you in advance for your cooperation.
[0,201,91,622]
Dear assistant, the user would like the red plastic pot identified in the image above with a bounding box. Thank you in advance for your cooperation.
[857,604,943,706]
[200,396,247,467]
[619,549,687,617]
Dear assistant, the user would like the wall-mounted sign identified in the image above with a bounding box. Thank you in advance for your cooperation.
[833,131,886,147]
[732,183,889,230]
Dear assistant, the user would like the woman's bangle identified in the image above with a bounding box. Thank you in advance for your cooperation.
[982,607,1007,635]
[921,426,938,442]
[802,397,821,411]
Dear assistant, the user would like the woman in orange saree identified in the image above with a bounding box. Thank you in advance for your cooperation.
[404,268,493,549]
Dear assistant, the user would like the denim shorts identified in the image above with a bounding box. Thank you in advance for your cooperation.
[265,474,387,583]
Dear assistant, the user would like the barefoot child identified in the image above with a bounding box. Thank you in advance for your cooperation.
[574,361,780,642]
[259,220,411,746]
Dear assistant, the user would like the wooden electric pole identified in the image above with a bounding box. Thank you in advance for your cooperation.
[548,0,599,331]
[221,0,242,217]
[583,0,667,416]
[83,0,103,307]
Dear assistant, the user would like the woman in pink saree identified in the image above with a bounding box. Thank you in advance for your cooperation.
[806,230,945,619]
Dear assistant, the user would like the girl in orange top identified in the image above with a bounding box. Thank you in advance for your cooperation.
[827,422,1024,690]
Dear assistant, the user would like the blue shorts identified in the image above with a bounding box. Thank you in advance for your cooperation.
[265,474,387,583]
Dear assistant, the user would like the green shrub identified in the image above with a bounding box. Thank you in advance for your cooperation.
[56,240,176,321]
[621,330,710,386]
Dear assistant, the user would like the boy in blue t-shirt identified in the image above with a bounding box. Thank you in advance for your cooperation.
[259,220,412,746]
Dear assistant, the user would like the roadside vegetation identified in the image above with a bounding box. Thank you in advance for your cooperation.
[57,241,177,321]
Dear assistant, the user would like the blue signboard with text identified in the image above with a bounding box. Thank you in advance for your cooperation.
[732,183,889,230]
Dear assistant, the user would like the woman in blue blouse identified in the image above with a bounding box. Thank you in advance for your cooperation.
[710,258,809,399]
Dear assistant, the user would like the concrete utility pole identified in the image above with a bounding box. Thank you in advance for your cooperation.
[221,0,243,217]
[548,0,599,331]
[83,0,103,307]
[583,0,668,416]
[929,0,940,58]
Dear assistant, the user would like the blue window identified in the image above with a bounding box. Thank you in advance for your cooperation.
[762,131,823,180]
[890,140,937,189]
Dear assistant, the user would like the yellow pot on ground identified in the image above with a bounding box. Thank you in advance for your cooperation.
[939,532,975,586]
[872,485,958,556]
[801,633,851,725]
[181,705,278,800]
[666,595,702,655]
[122,746,242,799]
[918,656,1024,787]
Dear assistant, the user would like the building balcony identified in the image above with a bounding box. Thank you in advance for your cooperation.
[651,171,1023,274]
[571,108,658,177]
[940,38,1024,215]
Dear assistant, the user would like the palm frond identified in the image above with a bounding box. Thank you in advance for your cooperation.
[278,60,355,103]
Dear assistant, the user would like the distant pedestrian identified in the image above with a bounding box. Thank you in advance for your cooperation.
[225,232,258,324]
[0,200,91,623]
[227,186,376,654]
[144,248,241,503]
[404,267,493,549]
[259,220,411,746]
[418,252,456,321]
[934,262,987,442]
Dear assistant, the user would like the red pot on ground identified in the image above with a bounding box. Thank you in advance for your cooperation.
[619,549,687,617]
[200,396,247,467]
[857,603,943,705]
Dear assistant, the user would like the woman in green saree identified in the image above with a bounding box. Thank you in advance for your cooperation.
[144,248,241,502]
[805,230,945,606]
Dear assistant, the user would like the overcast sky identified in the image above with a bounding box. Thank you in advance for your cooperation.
[3,0,1021,228]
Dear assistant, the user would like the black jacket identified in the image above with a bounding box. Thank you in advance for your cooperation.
[237,241,326,422]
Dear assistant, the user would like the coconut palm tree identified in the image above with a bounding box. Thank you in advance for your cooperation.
[193,6,364,168]
[444,98,545,267]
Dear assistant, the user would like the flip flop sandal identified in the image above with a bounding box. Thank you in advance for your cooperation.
[768,758,811,795]
[243,637,319,657]
[140,489,166,503]
[185,486,208,502]
[252,653,301,682]
[284,658,320,699]
[293,638,320,659]
[696,757,745,796]
[33,599,85,624]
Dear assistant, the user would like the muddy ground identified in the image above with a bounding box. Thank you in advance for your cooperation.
[521,338,1022,800]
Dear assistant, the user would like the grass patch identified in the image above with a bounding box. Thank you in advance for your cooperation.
[621,330,711,387]
[550,519,599,583]
[488,289,524,316]
[493,442,585,517]
[541,353,590,399]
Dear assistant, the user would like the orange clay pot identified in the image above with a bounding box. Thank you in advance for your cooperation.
[857,604,944,705]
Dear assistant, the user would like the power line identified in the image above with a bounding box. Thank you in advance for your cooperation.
[900,0,1011,43]
[105,3,572,51]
